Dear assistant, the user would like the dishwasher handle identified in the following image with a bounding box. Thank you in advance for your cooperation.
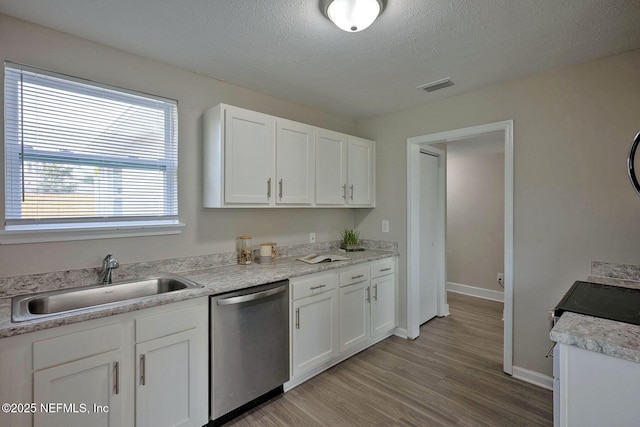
[216,284,287,306]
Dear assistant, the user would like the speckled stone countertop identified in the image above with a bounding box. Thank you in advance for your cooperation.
[550,272,640,364]
[0,249,396,339]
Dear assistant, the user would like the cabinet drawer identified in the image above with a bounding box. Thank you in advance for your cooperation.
[370,258,395,278]
[33,323,121,371]
[136,305,200,343]
[339,266,370,287]
[291,273,338,300]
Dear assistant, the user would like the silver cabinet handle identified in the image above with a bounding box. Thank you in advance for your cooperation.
[365,286,370,303]
[545,343,555,358]
[380,268,391,272]
[350,185,354,200]
[310,284,326,290]
[217,285,287,306]
[352,274,364,280]
[296,308,300,330]
[267,178,272,198]
[373,284,378,301]
[113,361,119,395]
[140,354,146,386]
[342,184,346,199]
[279,179,283,199]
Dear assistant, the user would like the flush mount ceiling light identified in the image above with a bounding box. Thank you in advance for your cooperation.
[323,0,385,33]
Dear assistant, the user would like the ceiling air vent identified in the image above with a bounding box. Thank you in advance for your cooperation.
[418,78,454,93]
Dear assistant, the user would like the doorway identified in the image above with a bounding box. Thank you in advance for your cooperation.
[406,120,514,375]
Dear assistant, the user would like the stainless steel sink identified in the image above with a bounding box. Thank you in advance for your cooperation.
[12,276,202,322]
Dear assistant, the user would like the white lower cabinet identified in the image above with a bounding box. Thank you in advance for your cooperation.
[0,297,208,427]
[339,281,370,352]
[371,274,396,338]
[287,257,397,389]
[33,349,122,427]
[291,274,339,377]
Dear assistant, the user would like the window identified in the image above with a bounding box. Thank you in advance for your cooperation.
[3,63,180,241]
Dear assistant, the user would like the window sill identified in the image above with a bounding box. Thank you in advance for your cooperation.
[0,222,185,245]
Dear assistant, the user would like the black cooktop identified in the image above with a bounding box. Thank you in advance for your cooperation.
[554,281,640,325]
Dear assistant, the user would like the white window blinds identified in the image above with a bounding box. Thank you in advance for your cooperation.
[4,63,179,230]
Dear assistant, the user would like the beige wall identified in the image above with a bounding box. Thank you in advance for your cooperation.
[0,14,358,277]
[356,48,640,376]
[447,153,505,292]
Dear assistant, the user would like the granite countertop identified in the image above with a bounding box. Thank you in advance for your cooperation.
[550,275,640,363]
[0,249,397,339]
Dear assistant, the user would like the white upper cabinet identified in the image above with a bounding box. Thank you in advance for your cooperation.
[203,103,375,208]
[315,129,348,206]
[315,131,376,207]
[276,119,315,205]
[347,136,375,206]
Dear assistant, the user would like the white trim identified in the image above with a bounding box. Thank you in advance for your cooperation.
[393,327,408,339]
[406,120,514,375]
[0,222,185,244]
[512,366,553,391]
[447,282,504,302]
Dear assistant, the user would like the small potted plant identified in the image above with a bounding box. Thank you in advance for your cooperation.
[340,229,362,251]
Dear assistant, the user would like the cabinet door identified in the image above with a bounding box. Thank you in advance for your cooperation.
[33,349,122,427]
[276,119,315,205]
[224,106,275,205]
[292,290,339,377]
[347,137,375,206]
[339,281,371,353]
[371,275,396,338]
[315,129,347,205]
[136,329,201,427]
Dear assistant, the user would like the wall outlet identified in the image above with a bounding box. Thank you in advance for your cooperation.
[382,220,389,233]
[309,232,316,243]
[497,273,504,283]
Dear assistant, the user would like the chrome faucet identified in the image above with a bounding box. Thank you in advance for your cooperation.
[102,253,119,285]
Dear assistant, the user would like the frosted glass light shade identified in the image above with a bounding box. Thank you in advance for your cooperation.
[326,0,381,33]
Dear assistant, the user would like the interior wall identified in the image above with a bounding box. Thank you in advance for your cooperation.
[447,152,505,292]
[355,48,640,376]
[0,14,358,277]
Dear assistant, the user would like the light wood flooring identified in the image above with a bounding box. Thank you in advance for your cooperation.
[226,292,553,426]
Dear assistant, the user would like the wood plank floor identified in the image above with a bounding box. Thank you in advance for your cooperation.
[226,292,553,426]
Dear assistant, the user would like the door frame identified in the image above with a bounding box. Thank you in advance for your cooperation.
[406,120,514,375]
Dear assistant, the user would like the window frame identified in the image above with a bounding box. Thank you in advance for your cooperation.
[1,63,184,244]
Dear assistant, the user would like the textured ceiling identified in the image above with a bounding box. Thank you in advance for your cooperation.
[1,0,639,120]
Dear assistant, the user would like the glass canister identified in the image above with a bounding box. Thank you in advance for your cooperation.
[237,236,253,265]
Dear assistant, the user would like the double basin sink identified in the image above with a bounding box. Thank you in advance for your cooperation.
[12,276,202,322]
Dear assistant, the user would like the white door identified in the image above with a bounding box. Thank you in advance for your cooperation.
[136,329,199,427]
[315,129,347,205]
[339,281,371,352]
[419,150,440,324]
[33,350,122,427]
[224,106,274,204]
[292,290,339,377]
[276,119,315,205]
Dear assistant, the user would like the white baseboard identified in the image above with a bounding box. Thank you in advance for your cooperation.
[393,327,408,339]
[512,366,553,390]
[447,281,504,302]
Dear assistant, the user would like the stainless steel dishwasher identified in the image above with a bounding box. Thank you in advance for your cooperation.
[210,280,289,424]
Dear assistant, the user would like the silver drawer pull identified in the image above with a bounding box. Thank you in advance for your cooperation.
[351,274,364,280]
[380,268,391,272]
[267,178,271,198]
[342,184,346,199]
[373,284,378,300]
[310,284,326,290]
[296,308,300,329]
[365,286,370,302]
